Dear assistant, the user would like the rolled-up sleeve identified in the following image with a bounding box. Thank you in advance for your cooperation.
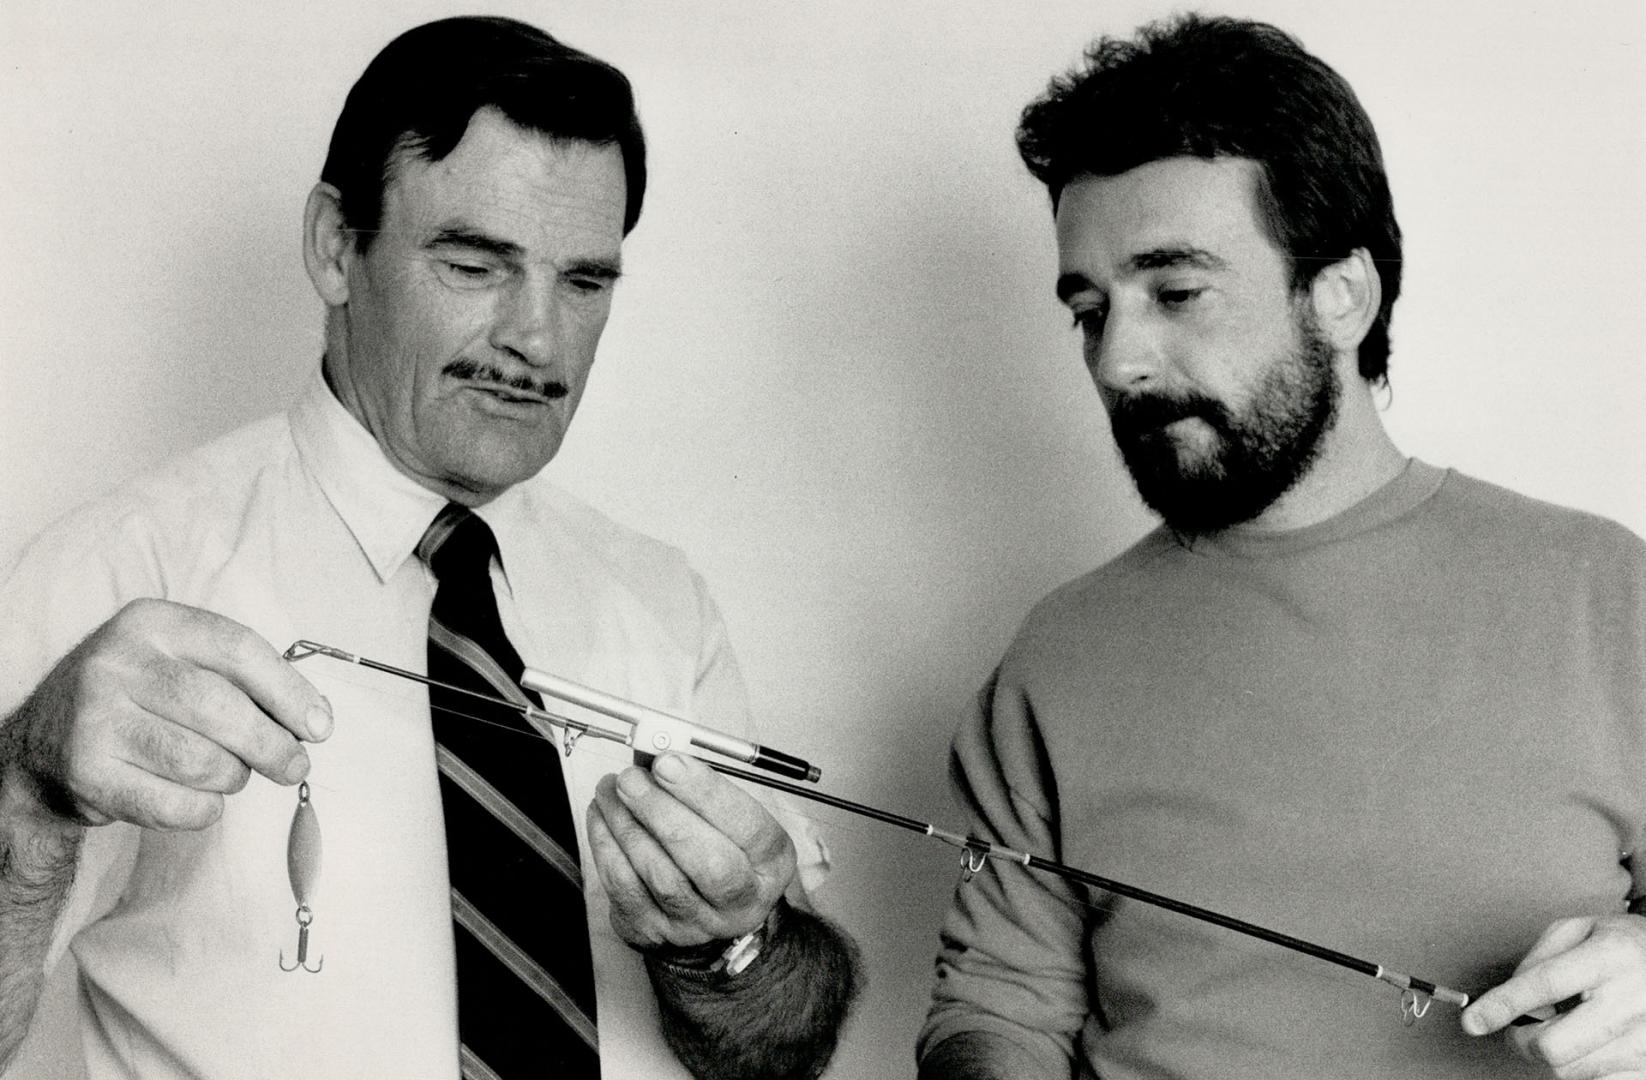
[919,667,1088,1077]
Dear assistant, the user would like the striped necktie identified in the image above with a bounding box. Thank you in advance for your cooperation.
[418,503,599,1079]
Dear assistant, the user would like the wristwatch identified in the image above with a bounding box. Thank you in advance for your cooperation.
[651,899,786,981]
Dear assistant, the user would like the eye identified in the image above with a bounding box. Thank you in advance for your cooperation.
[434,259,503,290]
[567,276,611,295]
[1158,285,1205,307]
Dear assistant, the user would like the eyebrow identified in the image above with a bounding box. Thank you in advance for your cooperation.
[426,226,523,261]
[1129,246,1228,273]
[425,226,623,280]
[1055,245,1228,303]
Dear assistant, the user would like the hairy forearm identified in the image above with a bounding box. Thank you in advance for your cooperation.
[645,900,861,1080]
[0,719,83,1070]
[917,1031,1065,1080]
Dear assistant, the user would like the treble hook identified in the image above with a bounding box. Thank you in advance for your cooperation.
[279,904,324,973]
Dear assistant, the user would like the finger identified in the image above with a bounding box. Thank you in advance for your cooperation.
[111,710,256,794]
[90,760,226,831]
[126,657,310,786]
[1516,917,1602,972]
[1528,1020,1646,1080]
[1466,934,1609,1036]
[586,797,672,948]
[1521,937,1646,1071]
[121,599,333,742]
[648,753,793,866]
[612,763,769,916]
[590,780,718,945]
[1507,1001,1591,1070]
[1521,990,1646,1070]
[598,772,717,920]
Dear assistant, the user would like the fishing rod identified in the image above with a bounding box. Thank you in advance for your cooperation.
[282,639,1538,1028]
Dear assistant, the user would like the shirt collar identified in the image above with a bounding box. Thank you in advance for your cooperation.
[290,367,448,583]
[476,485,532,603]
[1196,457,1446,558]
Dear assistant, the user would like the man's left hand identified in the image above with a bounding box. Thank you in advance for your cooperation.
[588,752,797,951]
[1463,913,1646,1079]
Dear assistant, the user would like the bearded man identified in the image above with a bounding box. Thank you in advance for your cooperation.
[918,15,1646,1080]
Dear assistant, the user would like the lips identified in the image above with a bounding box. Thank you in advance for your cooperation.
[1111,393,1225,445]
[463,381,562,406]
[1162,416,1207,437]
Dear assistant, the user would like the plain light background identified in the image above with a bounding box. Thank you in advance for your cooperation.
[2,2,1642,1077]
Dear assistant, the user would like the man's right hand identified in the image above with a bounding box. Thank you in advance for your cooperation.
[2,598,332,831]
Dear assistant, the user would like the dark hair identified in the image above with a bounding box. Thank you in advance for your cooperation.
[1017,14,1402,381]
[320,16,647,246]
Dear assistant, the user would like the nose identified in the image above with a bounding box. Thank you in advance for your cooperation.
[1087,305,1165,397]
[488,274,558,366]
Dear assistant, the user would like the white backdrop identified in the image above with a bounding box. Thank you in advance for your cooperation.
[3,2,1642,1077]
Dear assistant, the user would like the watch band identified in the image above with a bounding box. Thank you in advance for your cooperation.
[651,899,786,982]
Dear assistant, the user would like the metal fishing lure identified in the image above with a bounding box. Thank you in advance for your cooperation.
[279,780,324,973]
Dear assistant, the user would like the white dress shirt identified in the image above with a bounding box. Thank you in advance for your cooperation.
[0,370,827,1079]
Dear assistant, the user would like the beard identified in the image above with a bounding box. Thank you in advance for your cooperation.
[1108,311,1341,538]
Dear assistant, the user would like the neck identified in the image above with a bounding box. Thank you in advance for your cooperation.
[1238,376,1406,534]
[319,316,365,427]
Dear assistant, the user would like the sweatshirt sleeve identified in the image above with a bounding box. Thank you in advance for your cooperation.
[919,667,1089,1078]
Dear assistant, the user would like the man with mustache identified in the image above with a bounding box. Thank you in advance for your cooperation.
[919,14,1645,1080]
[0,17,856,1080]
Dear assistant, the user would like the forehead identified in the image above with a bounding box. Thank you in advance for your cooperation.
[1054,157,1284,281]
[379,107,627,256]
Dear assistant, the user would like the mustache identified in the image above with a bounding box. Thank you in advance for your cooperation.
[1109,392,1228,435]
[444,358,567,399]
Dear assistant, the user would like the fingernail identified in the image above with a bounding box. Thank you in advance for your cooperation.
[653,754,685,782]
[617,768,649,799]
[307,698,334,741]
[285,748,311,785]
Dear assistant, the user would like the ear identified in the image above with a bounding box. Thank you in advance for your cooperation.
[1306,246,1380,356]
[303,183,354,307]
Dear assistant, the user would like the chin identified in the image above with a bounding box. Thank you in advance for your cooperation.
[443,449,559,501]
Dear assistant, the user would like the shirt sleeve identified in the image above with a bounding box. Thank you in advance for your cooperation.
[0,500,165,714]
[919,667,1088,1077]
